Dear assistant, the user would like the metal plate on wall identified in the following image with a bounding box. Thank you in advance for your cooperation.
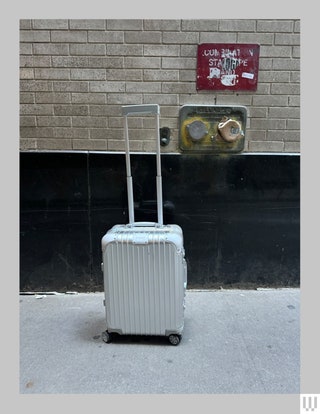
[179,105,247,153]
[196,43,260,91]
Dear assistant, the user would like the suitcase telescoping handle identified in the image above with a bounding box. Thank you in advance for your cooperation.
[122,104,159,116]
[122,104,163,225]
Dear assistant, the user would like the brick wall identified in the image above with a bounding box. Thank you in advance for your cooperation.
[19,19,300,153]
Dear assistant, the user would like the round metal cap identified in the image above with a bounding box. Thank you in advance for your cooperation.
[186,120,208,141]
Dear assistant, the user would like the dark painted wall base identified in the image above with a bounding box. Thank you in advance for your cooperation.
[20,152,300,291]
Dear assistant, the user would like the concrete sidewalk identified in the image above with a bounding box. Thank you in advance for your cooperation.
[19,288,300,394]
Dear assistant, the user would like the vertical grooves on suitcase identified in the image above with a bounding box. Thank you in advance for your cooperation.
[104,235,184,336]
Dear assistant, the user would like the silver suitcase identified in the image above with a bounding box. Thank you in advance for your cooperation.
[101,104,187,345]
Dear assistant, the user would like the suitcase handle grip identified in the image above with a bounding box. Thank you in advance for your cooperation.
[122,104,159,116]
[127,222,162,228]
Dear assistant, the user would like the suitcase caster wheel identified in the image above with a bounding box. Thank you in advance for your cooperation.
[168,334,181,346]
[102,331,112,343]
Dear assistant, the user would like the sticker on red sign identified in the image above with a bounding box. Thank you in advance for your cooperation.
[196,43,260,91]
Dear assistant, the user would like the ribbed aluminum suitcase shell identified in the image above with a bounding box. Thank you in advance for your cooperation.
[101,223,187,337]
[101,104,187,345]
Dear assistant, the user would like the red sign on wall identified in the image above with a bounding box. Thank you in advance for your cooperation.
[196,43,260,91]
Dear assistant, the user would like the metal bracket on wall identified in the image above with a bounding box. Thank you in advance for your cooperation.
[160,127,171,146]
[179,105,247,153]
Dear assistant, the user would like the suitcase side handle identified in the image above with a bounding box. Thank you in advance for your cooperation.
[122,104,159,116]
